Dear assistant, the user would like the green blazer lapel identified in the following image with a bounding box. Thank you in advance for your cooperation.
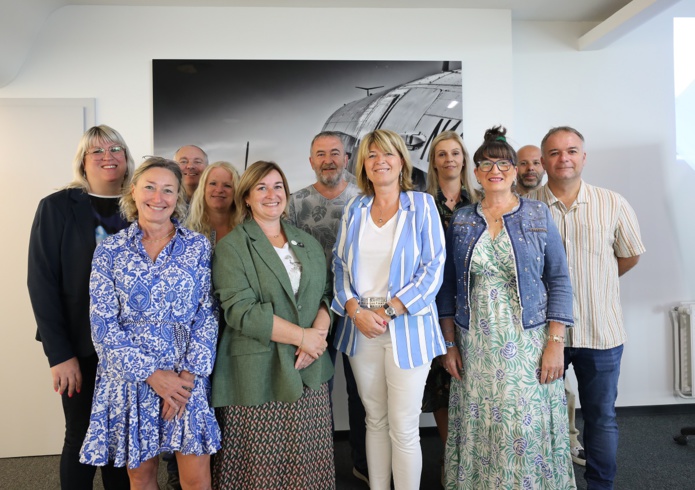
[244,220,296,303]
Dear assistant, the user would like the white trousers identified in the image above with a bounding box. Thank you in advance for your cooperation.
[350,329,431,490]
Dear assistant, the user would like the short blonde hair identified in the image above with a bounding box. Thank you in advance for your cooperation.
[426,131,478,203]
[66,125,134,193]
[185,161,240,237]
[355,129,413,196]
[120,157,188,223]
[233,161,291,226]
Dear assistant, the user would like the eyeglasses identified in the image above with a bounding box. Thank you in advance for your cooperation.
[476,159,514,172]
[86,146,124,159]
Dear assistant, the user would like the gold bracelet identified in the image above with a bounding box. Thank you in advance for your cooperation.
[548,334,565,343]
[298,329,305,349]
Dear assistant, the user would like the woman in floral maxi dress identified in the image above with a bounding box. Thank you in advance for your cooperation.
[437,127,576,489]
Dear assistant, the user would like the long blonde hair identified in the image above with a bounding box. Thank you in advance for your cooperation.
[425,131,478,202]
[185,161,240,238]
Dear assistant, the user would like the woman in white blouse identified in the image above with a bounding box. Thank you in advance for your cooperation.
[332,129,447,490]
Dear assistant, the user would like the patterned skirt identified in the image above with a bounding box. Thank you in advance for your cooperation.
[212,383,335,490]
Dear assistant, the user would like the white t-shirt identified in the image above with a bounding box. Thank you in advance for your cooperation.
[356,212,397,299]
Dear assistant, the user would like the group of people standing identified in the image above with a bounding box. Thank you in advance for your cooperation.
[27,122,644,490]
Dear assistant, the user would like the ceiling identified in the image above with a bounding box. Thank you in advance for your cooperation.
[55,0,634,22]
[0,0,681,87]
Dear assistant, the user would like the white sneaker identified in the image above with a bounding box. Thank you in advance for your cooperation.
[570,443,586,466]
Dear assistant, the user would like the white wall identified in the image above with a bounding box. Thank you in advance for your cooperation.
[0,6,513,457]
[0,99,95,458]
[1,2,693,458]
[513,0,695,407]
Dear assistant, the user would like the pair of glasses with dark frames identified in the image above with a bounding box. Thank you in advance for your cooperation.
[476,160,515,172]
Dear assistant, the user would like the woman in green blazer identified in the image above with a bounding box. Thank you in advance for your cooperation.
[211,161,335,490]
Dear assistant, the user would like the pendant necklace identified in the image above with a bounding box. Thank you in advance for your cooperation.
[374,200,396,224]
[482,196,517,223]
[443,192,458,204]
[141,228,175,243]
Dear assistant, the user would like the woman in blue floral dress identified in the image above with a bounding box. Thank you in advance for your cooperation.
[437,127,576,489]
[79,157,221,489]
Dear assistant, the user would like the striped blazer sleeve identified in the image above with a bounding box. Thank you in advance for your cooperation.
[391,192,446,315]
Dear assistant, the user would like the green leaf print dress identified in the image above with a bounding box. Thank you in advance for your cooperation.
[445,228,576,490]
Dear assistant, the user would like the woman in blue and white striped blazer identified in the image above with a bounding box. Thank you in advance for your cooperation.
[332,129,446,490]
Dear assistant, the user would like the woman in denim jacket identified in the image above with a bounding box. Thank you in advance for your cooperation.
[437,126,576,489]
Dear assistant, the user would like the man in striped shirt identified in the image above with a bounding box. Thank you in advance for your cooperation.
[517,142,586,467]
[527,126,645,490]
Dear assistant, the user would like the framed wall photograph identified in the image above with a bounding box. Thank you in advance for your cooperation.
[153,59,463,190]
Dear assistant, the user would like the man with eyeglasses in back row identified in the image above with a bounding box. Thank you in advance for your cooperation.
[174,144,209,202]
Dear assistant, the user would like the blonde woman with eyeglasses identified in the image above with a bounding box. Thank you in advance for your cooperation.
[27,125,133,489]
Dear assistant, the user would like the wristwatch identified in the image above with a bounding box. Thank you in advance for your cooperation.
[384,302,398,320]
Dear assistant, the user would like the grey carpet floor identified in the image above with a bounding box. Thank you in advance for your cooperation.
[2,412,694,489]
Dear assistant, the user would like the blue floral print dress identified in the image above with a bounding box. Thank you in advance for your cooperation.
[79,221,221,469]
[445,228,575,489]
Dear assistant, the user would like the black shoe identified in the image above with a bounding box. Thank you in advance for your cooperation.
[352,466,370,487]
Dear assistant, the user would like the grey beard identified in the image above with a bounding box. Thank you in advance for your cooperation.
[316,168,345,187]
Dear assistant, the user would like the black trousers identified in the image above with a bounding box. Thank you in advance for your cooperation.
[59,353,130,489]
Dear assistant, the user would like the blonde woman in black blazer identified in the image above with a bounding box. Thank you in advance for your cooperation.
[27,125,133,490]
